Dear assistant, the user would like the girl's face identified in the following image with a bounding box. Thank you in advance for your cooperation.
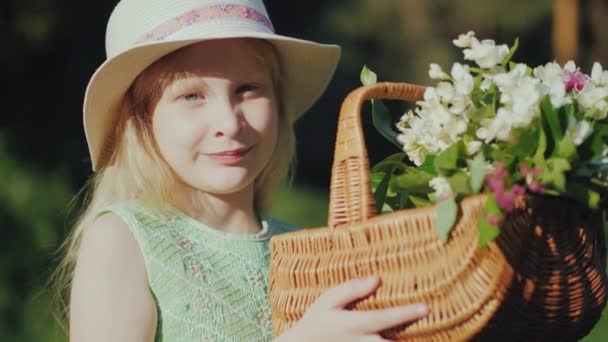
[151,39,279,196]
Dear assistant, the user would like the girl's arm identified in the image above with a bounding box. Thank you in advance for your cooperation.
[69,213,157,342]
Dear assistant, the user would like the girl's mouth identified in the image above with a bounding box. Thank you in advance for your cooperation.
[203,145,255,165]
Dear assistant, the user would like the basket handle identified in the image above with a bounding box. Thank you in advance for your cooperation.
[328,82,426,229]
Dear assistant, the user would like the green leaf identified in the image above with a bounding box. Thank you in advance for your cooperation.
[372,153,406,173]
[470,103,496,123]
[371,99,401,148]
[389,170,433,194]
[435,196,458,241]
[510,126,539,159]
[361,66,401,148]
[469,154,488,193]
[533,121,548,165]
[381,203,394,213]
[434,142,464,172]
[484,194,503,216]
[490,145,516,167]
[409,195,432,207]
[371,171,385,192]
[501,37,519,67]
[372,171,392,213]
[360,65,377,86]
[360,66,403,149]
[419,155,438,176]
[539,158,571,191]
[448,171,471,195]
[578,123,607,161]
[554,136,577,160]
[541,96,563,142]
[478,219,501,248]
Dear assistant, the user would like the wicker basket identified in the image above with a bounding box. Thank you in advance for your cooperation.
[269,82,608,341]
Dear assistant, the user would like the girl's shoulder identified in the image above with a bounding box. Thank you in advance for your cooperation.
[94,200,172,250]
[71,207,157,341]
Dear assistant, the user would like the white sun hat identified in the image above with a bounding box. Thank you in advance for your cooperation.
[83,0,341,170]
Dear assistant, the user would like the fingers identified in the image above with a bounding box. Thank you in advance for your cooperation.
[345,304,429,333]
[313,276,381,310]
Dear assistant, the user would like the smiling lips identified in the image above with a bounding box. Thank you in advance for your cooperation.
[203,145,255,165]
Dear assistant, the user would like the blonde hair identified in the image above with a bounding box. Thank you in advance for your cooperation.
[51,38,295,326]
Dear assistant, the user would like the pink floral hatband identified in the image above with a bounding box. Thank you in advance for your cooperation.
[135,4,275,45]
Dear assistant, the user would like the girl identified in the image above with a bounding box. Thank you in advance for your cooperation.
[54,0,429,340]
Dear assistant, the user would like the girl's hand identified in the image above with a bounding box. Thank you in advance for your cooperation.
[276,276,428,342]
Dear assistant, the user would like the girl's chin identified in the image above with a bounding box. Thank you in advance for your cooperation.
[187,176,256,194]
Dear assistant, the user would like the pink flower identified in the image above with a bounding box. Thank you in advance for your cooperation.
[495,184,526,212]
[528,180,546,194]
[485,163,526,212]
[564,69,588,92]
[519,163,542,177]
[485,162,509,193]
[519,162,546,194]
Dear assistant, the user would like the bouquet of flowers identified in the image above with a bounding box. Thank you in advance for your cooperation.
[362,31,608,246]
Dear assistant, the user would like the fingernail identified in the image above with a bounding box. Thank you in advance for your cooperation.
[360,276,378,286]
[413,304,429,315]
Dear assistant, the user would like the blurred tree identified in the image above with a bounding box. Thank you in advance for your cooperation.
[553,0,579,63]
[586,0,608,65]
[0,132,72,341]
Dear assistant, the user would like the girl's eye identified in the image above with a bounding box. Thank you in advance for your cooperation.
[236,83,261,94]
[183,93,202,101]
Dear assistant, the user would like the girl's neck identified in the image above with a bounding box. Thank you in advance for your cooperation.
[173,183,262,235]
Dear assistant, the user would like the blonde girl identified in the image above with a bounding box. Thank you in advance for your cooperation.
[54,0,429,340]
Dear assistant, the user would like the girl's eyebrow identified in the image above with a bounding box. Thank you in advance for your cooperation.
[166,77,207,96]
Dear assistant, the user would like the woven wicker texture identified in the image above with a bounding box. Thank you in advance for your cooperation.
[269,82,608,341]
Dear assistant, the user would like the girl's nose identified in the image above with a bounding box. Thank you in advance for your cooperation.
[212,98,243,138]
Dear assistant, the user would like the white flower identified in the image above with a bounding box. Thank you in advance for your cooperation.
[423,87,439,101]
[451,62,475,96]
[476,108,513,142]
[397,132,427,166]
[534,62,571,108]
[397,88,470,165]
[453,31,476,48]
[566,119,592,145]
[492,63,542,128]
[397,110,433,166]
[429,63,450,80]
[465,140,482,155]
[564,60,577,72]
[435,81,455,102]
[508,78,542,127]
[429,176,452,200]
[463,38,509,69]
[591,62,608,86]
[449,93,472,115]
[578,84,608,119]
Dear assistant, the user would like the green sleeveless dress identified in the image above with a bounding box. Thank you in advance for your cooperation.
[99,202,295,341]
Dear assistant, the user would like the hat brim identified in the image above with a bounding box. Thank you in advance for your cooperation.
[83,30,340,170]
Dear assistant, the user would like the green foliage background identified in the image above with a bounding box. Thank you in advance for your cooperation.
[1,0,606,340]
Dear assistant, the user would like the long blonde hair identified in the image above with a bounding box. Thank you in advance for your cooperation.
[51,38,295,326]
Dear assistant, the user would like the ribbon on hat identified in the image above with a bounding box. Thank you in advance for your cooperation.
[135,4,275,45]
